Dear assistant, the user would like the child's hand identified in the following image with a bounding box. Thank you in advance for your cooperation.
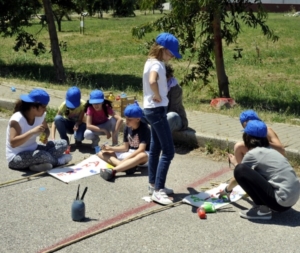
[228,154,238,167]
[106,131,111,139]
[101,144,110,151]
[73,124,79,131]
[31,124,46,135]
[152,93,161,103]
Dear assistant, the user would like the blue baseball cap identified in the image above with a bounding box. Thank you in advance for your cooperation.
[156,32,182,59]
[243,120,267,138]
[20,89,50,105]
[124,101,143,118]
[89,90,104,104]
[66,86,81,109]
[239,110,261,125]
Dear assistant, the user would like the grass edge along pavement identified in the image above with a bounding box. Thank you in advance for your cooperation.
[1,13,300,124]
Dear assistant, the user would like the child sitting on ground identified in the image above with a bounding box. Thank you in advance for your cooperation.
[98,102,150,181]
[166,63,188,132]
[234,109,285,163]
[84,89,123,148]
[7,89,72,171]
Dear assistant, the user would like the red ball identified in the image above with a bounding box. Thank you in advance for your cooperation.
[197,207,207,219]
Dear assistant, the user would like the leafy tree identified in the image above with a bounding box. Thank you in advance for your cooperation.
[113,0,136,17]
[92,0,111,18]
[0,0,46,55]
[50,0,79,32]
[0,0,41,36]
[132,0,278,98]
[138,0,163,14]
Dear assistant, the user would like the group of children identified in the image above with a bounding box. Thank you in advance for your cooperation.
[51,87,123,148]
[5,31,300,220]
[217,110,300,220]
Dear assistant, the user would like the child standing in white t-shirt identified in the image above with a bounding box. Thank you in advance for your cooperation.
[143,32,182,205]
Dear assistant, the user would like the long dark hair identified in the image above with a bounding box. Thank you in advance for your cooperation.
[13,99,42,114]
[165,63,174,79]
[243,133,269,150]
[84,99,113,118]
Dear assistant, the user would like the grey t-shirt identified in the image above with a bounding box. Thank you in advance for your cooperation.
[242,147,300,207]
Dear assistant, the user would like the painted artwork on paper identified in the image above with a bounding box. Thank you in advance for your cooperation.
[183,183,246,209]
[48,155,113,183]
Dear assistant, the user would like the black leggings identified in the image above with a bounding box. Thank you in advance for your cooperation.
[234,164,291,212]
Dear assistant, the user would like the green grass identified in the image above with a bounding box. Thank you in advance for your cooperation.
[1,11,300,125]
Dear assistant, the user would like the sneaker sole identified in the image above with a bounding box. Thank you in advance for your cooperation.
[151,194,173,205]
[151,197,173,205]
[239,212,272,220]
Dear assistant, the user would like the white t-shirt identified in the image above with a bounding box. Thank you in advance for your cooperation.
[6,112,46,162]
[143,58,169,108]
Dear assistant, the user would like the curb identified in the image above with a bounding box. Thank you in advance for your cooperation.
[172,129,300,162]
[0,98,15,111]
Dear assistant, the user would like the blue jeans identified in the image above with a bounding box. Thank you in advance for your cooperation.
[144,107,175,190]
[167,112,183,132]
[54,115,86,144]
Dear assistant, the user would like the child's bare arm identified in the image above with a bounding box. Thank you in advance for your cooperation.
[267,127,285,156]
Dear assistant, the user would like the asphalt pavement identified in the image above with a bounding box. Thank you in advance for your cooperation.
[0,82,300,252]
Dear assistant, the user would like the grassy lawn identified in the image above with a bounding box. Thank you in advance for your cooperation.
[1,11,300,126]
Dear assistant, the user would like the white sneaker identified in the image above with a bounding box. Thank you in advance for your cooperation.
[148,185,174,195]
[29,163,53,172]
[152,189,173,205]
[57,154,72,166]
[91,136,100,148]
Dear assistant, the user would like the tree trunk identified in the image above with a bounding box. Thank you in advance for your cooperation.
[57,17,62,32]
[212,11,230,98]
[52,12,63,32]
[42,0,66,83]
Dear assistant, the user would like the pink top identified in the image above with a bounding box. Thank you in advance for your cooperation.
[86,105,114,125]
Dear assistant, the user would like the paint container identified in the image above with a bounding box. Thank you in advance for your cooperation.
[201,202,216,213]
[39,132,47,143]
[197,207,207,219]
[71,200,85,221]
[11,87,16,92]
[94,146,101,154]
[65,145,71,154]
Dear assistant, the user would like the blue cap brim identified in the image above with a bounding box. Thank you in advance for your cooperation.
[170,50,182,59]
[66,100,80,109]
[89,98,104,104]
[20,94,34,103]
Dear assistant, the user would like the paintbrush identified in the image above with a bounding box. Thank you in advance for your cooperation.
[227,139,230,168]
[75,184,80,200]
[81,187,88,200]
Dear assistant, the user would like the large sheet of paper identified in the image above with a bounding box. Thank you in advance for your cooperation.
[183,183,246,209]
[47,155,114,183]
